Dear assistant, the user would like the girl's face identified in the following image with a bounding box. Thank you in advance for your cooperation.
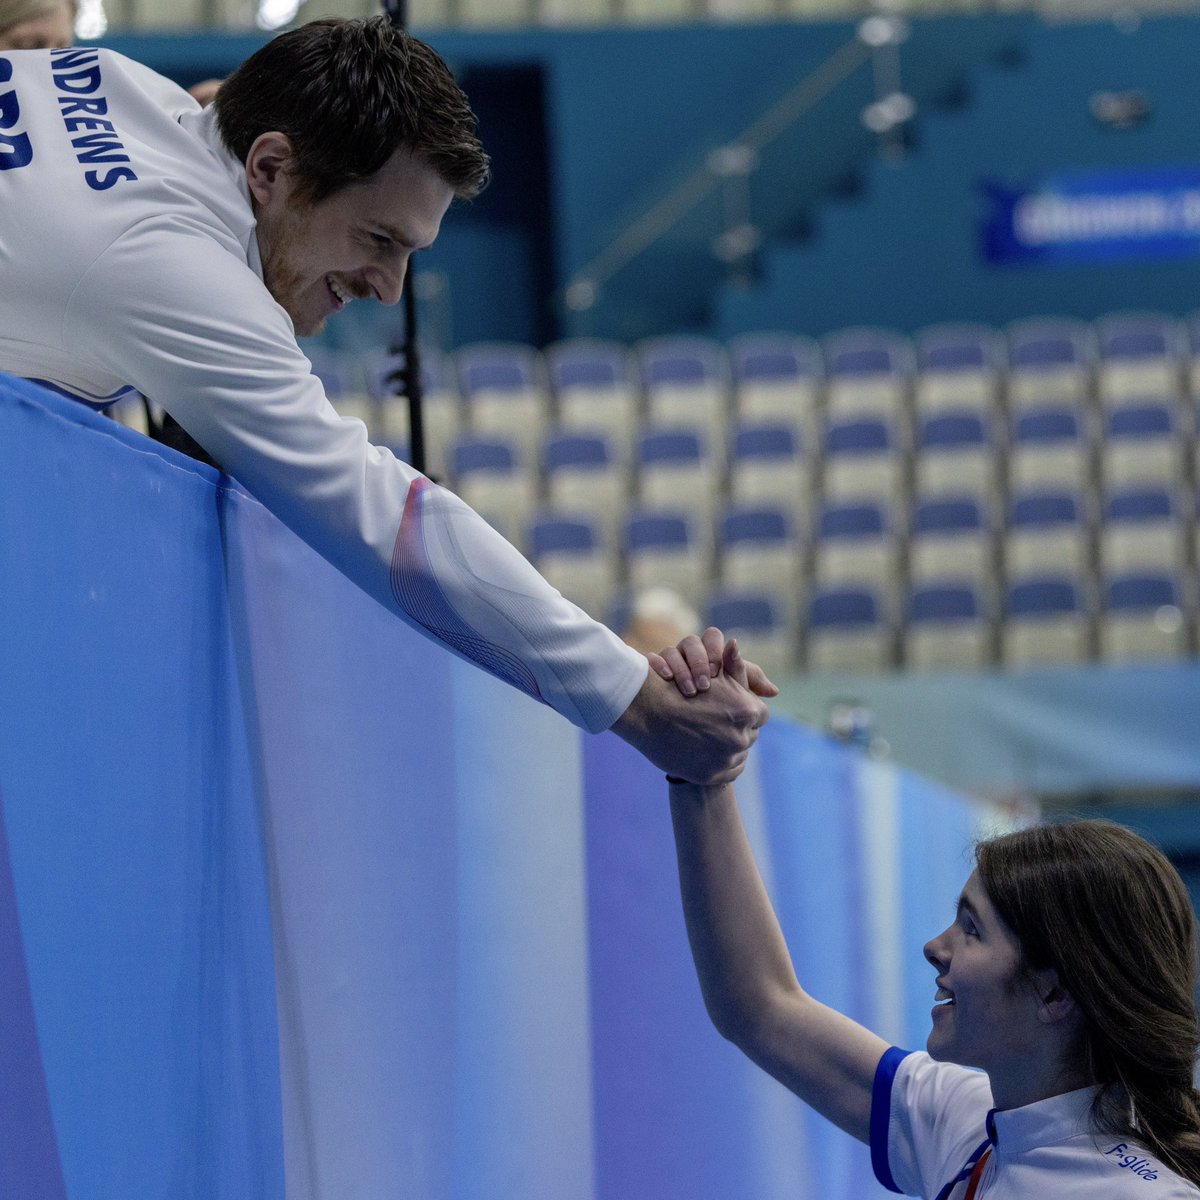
[922,871,1045,1082]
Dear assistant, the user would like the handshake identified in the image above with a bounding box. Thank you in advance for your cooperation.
[612,628,779,787]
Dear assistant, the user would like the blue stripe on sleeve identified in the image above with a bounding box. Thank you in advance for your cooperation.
[870,1046,913,1194]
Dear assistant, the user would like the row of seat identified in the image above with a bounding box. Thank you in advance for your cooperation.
[332,318,1200,513]
[402,407,1193,538]
[655,571,1193,676]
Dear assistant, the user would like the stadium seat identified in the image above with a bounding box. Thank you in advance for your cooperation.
[624,510,709,607]
[905,582,992,670]
[908,496,994,590]
[1186,312,1200,397]
[805,585,892,672]
[728,422,810,512]
[372,348,461,480]
[543,432,628,541]
[1005,490,1091,579]
[913,410,997,501]
[636,428,721,534]
[707,589,795,677]
[1095,311,1185,405]
[545,338,640,461]
[822,326,913,418]
[813,500,898,592]
[1007,406,1092,495]
[450,435,537,553]
[914,322,1004,412]
[729,331,823,443]
[637,335,730,456]
[1100,487,1186,576]
[528,515,618,620]
[456,341,551,463]
[821,414,905,507]
[1006,317,1094,409]
[1099,572,1188,663]
[718,505,803,623]
[1003,577,1091,667]
[1102,401,1182,491]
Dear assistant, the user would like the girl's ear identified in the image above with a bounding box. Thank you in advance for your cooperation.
[1034,969,1078,1025]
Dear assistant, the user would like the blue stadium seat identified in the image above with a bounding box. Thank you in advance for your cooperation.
[637,428,720,532]
[706,589,794,676]
[371,348,461,478]
[1102,401,1182,491]
[1006,317,1094,410]
[1095,311,1185,404]
[1008,406,1091,494]
[542,431,627,540]
[450,435,537,552]
[909,496,994,589]
[1100,572,1188,662]
[914,410,997,501]
[637,335,729,453]
[624,509,708,606]
[718,505,802,623]
[905,582,991,670]
[821,414,905,506]
[805,584,891,672]
[456,341,550,462]
[1006,490,1091,579]
[1101,487,1186,576]
[545,338,640,459]
[1002,576,1090,667]
[528,514,617,619]
[914,322,1004,412]
[813,500,897,592]
[729,331,823,441]
[822,327,913,418]
[728,422,809,511]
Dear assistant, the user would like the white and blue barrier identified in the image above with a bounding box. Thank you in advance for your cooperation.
[0,375,989,1200]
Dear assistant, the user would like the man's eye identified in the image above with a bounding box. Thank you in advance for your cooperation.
[370,232,391,247]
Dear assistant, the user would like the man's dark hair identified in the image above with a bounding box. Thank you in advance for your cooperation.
[215,16,490,204]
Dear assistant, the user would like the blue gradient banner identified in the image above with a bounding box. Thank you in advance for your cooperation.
[0,375,992,1200]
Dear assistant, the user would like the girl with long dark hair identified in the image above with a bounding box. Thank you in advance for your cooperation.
[656,631,1200,1197]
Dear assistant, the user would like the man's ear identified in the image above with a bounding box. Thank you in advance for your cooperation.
[1033,968,1078,1025]
[245,132,296,207]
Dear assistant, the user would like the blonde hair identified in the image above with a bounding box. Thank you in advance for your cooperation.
[0,0,75,35]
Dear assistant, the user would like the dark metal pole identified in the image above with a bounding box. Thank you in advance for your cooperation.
[382,0,428,477]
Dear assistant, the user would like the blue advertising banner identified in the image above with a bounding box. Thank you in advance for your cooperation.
[981,165,1200,265]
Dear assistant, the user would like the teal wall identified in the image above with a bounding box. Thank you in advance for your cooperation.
[102,13,1200,345]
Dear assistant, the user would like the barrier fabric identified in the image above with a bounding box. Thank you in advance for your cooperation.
[0,376,988,1200]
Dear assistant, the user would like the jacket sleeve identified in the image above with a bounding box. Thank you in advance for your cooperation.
[66,224,648,733]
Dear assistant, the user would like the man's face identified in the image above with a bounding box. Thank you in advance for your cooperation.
[0,3,75,49]
[253,145,455,338]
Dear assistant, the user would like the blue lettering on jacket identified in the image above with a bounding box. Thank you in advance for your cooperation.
[1105,1144,1161,1181]
[48,47,138,189]
[0,57,34,170]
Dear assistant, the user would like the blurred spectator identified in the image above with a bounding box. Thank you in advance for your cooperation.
[621,587,701,656]
[0,0,220,104]
[0,0,75,49]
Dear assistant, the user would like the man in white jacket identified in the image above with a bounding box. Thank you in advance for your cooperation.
[0,18,771,780]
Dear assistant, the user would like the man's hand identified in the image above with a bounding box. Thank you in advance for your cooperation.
[610,632,772,785]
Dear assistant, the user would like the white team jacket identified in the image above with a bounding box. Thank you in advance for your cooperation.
[0,46,647,732]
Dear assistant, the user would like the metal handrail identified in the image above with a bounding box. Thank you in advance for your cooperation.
[563,21,906,313]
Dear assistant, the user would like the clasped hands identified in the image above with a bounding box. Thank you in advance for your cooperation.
[613,627,779,787]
